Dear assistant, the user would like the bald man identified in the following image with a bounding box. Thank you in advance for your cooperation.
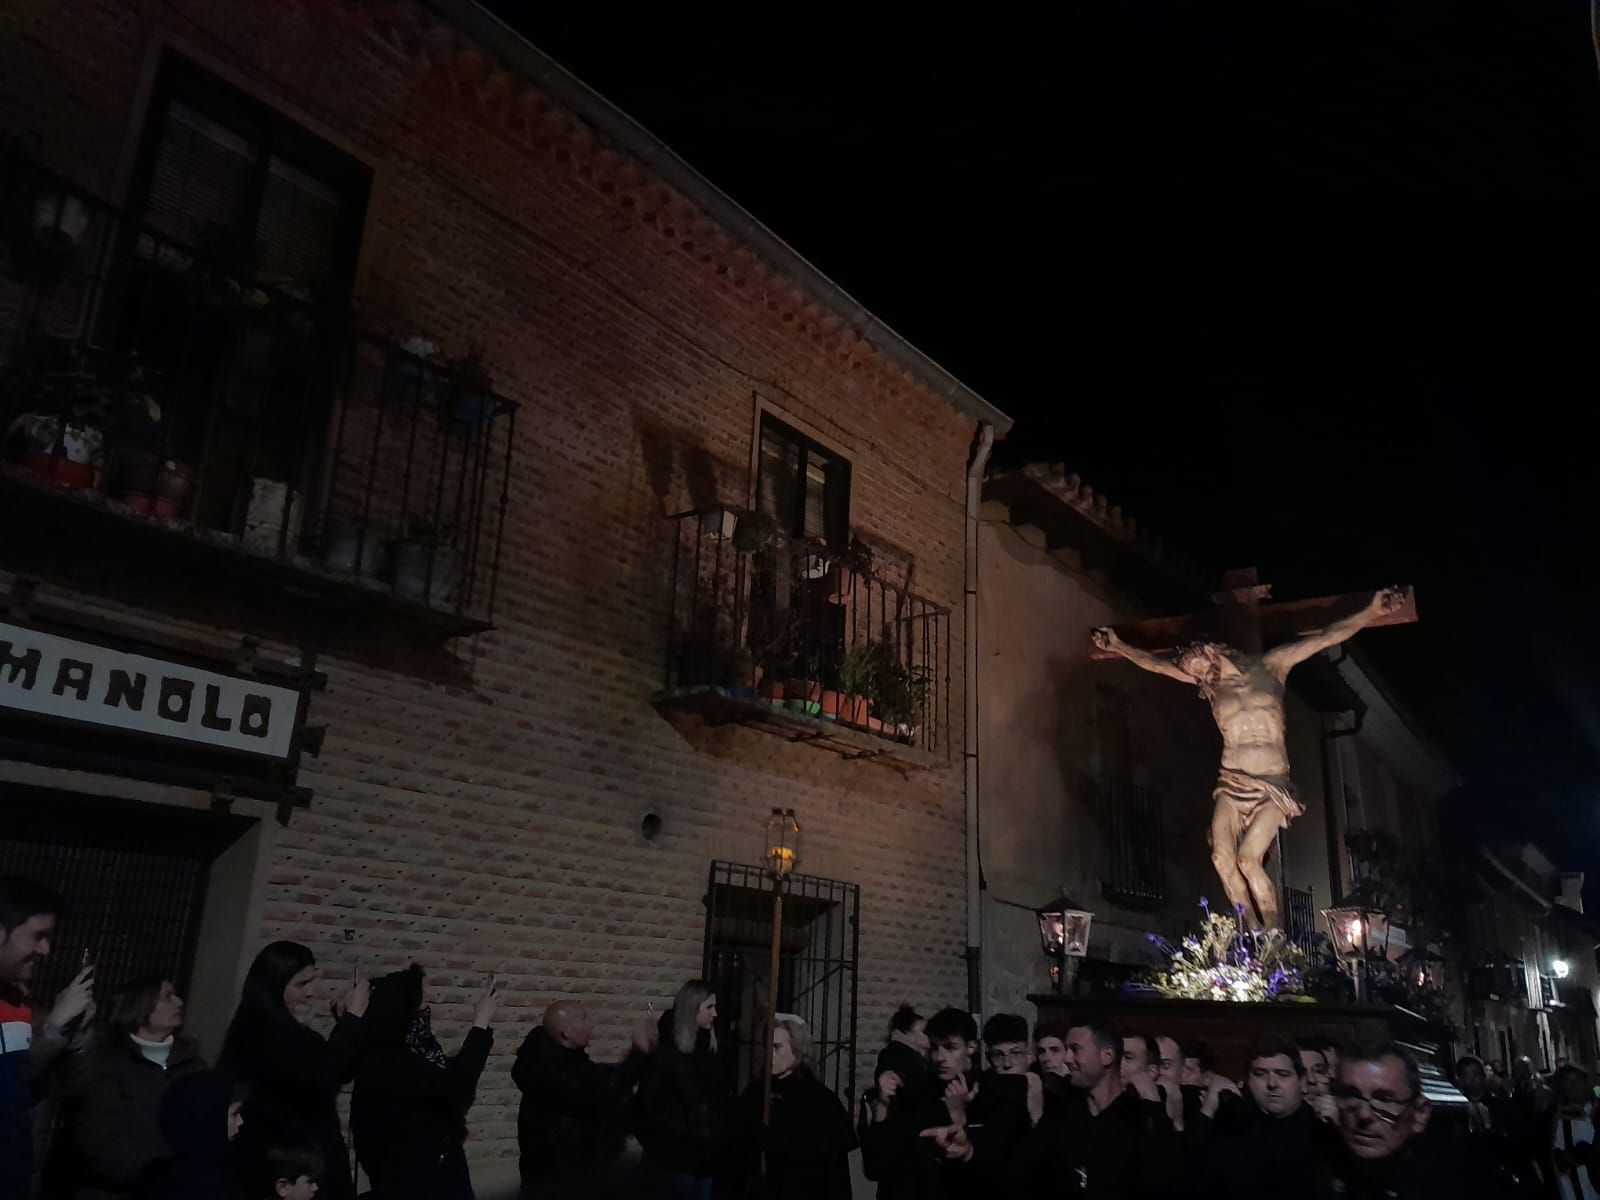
[513,1000,656,1196]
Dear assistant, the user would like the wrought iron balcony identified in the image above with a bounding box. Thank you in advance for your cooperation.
[0,155,514,636]
[655,509,951,767]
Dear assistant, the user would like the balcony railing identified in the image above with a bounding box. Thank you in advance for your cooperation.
[1099,775,1165,908]
[0,155,514,632]
[1284,885,1317,950]
[658,509,951,761]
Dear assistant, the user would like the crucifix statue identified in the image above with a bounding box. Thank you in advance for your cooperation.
[1089,569,1416,931]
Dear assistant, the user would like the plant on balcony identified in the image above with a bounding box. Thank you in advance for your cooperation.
[827,535,873,604]
[837,643,879,729]
[392,513,460,607]
[731,508,782,555]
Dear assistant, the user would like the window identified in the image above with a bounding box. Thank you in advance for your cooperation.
[110,54,370,531]
[756,414,850,548]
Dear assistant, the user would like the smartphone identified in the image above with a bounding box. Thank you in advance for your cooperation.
[80,947,93,972]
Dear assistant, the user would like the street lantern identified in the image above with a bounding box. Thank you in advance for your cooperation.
[1322,903,1388,1004]
[760,807,802,1152]
[1036,893,1094,995]
[1553,958,1572,980]
[763,808,802,878]
[1321,904,1390,961]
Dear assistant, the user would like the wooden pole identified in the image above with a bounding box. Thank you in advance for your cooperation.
[760,879,785,1164]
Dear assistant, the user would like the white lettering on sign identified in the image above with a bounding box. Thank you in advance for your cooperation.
[0,623,300,760]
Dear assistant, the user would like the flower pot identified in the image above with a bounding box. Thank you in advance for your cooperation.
[114,450,161,497]
[866,715,886,735]
[704,509,738,542]
[154,461,195,519]
[783,679,822,716]
[20,452,95,489]
[242,477,302,556]
[840,694,870,727]
[819,689,841,721]
[33,191,90,249]
[393,541,461,607]
[322,526,388,577]
[10,414,103,468]
[896,723,918,745]
[757,678,787,705]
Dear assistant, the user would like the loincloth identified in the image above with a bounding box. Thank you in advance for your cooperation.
[1209,768,1303,849]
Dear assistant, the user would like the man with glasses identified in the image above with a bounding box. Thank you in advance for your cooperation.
[1318,1041,1504,1198]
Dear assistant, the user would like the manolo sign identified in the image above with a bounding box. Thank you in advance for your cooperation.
[0,622,301,761]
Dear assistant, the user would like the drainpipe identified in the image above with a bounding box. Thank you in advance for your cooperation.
[964,422,995,1017]
[1320,705,1366,905]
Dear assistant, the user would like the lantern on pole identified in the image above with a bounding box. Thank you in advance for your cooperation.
[1322,903,1388,1003]
[760,808,802,1149]
[1035,893,1094,995]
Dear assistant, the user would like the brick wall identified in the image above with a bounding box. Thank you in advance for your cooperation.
[0,0,982,1169]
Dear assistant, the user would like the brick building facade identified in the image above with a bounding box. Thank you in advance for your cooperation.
[0,0,1009,1182]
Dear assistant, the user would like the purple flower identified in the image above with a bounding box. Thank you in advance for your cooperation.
[1199,896,1210,910]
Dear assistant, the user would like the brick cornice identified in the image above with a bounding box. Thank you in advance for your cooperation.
[343,0,1011,433]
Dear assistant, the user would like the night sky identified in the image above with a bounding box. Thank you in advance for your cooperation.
[485,3,1600,898]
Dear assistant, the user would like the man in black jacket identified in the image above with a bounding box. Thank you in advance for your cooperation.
[1199,1037,1334,1198]
[1020,1020,1178,1198]
[512,1001,654,1197]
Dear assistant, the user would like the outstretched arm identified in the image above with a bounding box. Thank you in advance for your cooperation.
[1091,628,1194,685]
[1263,587,1407,674]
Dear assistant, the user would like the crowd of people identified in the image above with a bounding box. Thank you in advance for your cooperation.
[5,875,1600,1199]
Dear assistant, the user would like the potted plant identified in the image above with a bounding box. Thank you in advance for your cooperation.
[731,508,782,556]
[392,514,460,607]
[837,643,878,728]
[828,535,873,605]
[320,512,388,578]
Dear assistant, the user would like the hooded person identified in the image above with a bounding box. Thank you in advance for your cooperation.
[349,964,497,1200]
[134,1068,245,1200]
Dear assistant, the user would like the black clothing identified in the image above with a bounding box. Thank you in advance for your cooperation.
[222,1011,363,1200]
[351,1024,493,1200]
[134,1069,243,1200]
[1029,1084,1179,1200]
[860,1072,1021,1200]
[1198,1097,1332,1198]
[734,1069,855,1200]
[67,1034,207,1199]
[1313,1124,1513,1199]
[511,1025,648,1187]
[634,1016,724,1180]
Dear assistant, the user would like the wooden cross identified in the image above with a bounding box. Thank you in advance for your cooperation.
[1088,568,1418,660]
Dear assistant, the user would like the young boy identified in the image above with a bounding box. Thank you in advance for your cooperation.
[256,1144,322,1200]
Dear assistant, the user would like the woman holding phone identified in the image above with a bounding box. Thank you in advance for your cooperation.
[350,963,499,1200]
[219,941,368,1200]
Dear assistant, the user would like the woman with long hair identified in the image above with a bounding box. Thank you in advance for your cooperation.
[219,941,368,1200]
[635,979,725,1198]
[736,1017,855,1199]
[65,974,205,1199]
[349,963,498,1200]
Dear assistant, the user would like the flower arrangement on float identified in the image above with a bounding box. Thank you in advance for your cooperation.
[1144,898,1317,1003]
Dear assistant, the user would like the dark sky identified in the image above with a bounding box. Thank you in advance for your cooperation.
[485,3,1600,896]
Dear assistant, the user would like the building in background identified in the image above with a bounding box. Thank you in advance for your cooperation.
[976,463,1460,1020]
[0,0,1008,1184]
[1466,843,1600,1073]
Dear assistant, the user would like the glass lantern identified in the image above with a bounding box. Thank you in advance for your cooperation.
[763,807,802,878]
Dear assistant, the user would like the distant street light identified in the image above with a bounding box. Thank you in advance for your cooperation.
[1553,958,1572,980]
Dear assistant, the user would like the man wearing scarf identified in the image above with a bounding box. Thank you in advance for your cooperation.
[350,964,499,1200]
